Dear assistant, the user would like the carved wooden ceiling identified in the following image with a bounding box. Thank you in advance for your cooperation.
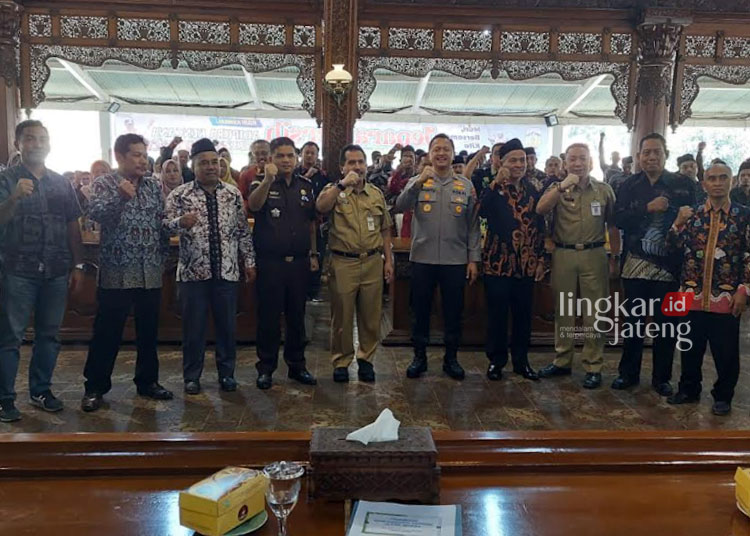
[9,0,750,128]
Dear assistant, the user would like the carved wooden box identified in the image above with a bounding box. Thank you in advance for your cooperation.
[308,427,440,504]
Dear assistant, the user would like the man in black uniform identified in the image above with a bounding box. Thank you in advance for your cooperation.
[248,137,319,389]
[296,141,330,302]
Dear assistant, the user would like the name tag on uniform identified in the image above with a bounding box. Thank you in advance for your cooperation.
[367,215,375,231]
[590,201,601,216]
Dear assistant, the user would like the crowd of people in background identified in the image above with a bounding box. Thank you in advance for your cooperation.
[1,117,750,424]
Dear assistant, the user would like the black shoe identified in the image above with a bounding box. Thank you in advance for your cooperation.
[442,355,465,381]
[333,367,349,382]
[288,369,317,386]
[652,381,674,397]
[256,374,273,390]
[357,360,375,382]
[81,393,103,412]
[513,364,540,381]
[30,390,63,412]
[0,400,21,422]
[219,377,237,392]
[611,376,639,390]
[184,380,201,395]
[137,382,174,400]
[667,391,700,405]
[582,372,602,389]
[538,364,572,378]
[406,351,428,379]
[487,363,502,381]
[712,400,731,416]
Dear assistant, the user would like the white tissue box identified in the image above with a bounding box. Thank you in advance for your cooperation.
[309,427,440,503]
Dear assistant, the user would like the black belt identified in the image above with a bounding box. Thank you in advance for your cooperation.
[331,249,382,259]
[554,241,605,251]
[260,254,308,262]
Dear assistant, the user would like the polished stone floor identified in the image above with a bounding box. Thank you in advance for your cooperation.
[6,298,750,433]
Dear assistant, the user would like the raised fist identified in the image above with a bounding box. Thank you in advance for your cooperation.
[179,212,198,229]
[559,174,580,191]
[264,163,278,177]
[13,178,34,200]
[647,196,669,214]
[674,205,694,227]
[117,179,136,200]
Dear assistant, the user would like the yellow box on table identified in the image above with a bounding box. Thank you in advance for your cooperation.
[735,467,750,514]
[179,466,267,536]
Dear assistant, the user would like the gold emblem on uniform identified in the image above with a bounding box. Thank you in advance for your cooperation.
[423,203,432,213]
[424,179,435,188]
[424,193,431,201]
[453,180,465,190]
[455,205,463,214]
[300,189,307,195]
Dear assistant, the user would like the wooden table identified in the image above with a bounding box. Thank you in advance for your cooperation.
[1,430,749,535]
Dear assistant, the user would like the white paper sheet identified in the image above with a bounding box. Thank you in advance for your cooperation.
[347,500,461,536]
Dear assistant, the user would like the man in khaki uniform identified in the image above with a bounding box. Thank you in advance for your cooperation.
[536,143,620,389]
[316,144,394,383]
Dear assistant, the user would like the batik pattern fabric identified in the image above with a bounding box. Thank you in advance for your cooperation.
[479,177,545,278]
[88,173,169,289]
[667,200,750,314]
[165,181,254,282]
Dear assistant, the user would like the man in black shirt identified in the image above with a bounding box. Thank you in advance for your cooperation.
[608,156,633,196]
[296,141,330,302]
[730,161,750,206]
[613,133,698,395]
[248,137,318,389]
[523,147,546,191]
[0,120,84,422]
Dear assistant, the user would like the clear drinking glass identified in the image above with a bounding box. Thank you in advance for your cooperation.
[263,461,305,536]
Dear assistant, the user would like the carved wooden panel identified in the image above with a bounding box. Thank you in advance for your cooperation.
[20,10,320,115]
[673,64,750,127]
[0,1,22,86]
[357,56,631,125]
[26,44,318,115]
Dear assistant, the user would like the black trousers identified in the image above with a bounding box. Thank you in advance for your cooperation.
[256,257,309,375]
[83,288,161,395]
[180,280,238,382]
[308,227,328,299]
[411,263,466,352]
[617,278,679,384]
[678,311,740,403]
[484,275,533,369]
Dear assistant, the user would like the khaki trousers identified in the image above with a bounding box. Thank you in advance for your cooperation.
[329,254,383,368]
[551,247,609,373]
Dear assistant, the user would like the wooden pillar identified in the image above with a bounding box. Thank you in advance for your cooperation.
[0,1,22,165]
[630,13,689,158]
[321,0,357,181]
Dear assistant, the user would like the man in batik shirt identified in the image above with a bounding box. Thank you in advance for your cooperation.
[666,162,750,416]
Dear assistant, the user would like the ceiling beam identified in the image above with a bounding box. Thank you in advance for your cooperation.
[58,59,110,102]
[559,74,607,116]
[411,73,431,113]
